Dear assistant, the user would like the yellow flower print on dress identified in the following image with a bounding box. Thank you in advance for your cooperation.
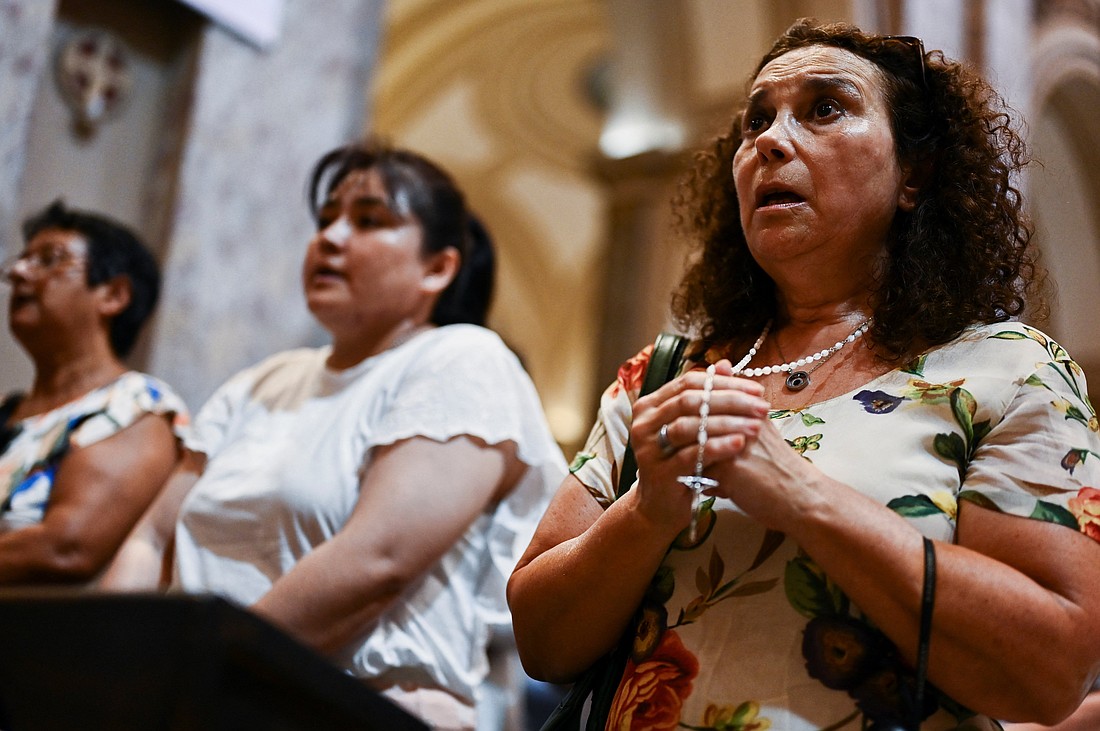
[788,434,822,457]
[692,701,772,731]
[900,378,966,405]
[928,490,957,520]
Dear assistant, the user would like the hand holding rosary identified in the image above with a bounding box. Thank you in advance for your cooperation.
[662,319,871,541]
[675,363,718,541]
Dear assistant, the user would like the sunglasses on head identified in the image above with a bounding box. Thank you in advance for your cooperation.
[881,35,928,92]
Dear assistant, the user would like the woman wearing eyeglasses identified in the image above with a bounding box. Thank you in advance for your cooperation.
[509,19,1100,731]
[0,201,187,585]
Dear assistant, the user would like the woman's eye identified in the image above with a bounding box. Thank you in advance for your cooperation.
[37,248,63,267]
[316,203,341,230]
[744,114,768,133]
[813,100,842,119]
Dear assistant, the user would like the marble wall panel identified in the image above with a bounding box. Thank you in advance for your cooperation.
[146,0,383,410]
[0,0,57,389]
[0,0,57,245]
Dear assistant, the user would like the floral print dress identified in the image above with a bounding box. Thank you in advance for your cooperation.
[571,322,1100,731]
[0,372,189,532]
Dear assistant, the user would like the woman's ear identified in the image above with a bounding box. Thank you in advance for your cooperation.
[96,275,132,318]
[420,247,461,296]
[898,158,933,212]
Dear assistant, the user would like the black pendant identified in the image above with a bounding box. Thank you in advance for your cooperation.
[785,370,810,391]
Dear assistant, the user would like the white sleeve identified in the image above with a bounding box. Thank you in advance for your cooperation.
[370,328,558,468]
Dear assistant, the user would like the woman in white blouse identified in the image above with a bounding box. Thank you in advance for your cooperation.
[104,140,565,730]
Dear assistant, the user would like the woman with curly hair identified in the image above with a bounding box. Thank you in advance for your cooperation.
[509,18,1100,731]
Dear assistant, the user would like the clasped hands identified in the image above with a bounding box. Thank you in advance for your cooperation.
[629,359,816,538]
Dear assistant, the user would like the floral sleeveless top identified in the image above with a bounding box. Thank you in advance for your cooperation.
[571,322,1100,731]
[0,372,189,532]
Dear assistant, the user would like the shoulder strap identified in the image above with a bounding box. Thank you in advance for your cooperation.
[616,332,689,498]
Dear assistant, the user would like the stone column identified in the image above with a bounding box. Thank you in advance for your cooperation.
[591,149,690,395]
[0,0,57,389]
[145,0,384,410]
[590,0,693,401]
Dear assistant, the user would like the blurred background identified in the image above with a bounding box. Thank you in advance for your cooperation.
[1,0,1097,460]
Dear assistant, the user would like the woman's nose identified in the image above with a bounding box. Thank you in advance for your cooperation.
[319,216,353,248]
[2,257,33,284]
[754,116,796,162]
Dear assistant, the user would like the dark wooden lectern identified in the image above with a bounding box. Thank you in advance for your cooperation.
[0,592,429,730]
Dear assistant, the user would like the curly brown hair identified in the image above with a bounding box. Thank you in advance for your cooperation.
[671,18,1042,361]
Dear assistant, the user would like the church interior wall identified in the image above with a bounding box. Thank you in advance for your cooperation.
[0,0,1096,454]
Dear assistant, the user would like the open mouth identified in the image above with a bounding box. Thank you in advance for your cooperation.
[9,291,34,308]
[310,264,344,281]
[758,190,805,207]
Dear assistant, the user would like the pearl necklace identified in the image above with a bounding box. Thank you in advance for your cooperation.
[729,320,772,375]
[733,318,873,392]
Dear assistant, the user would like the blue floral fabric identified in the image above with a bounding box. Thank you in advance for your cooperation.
[0,372,188,532]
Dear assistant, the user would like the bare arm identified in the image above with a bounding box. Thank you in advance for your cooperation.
[0,414,179,584]
[508,369,769,682]
[251,434,525,656]
[98,449,205,590]
[1004,690,1100,731]
[507,476,685,682]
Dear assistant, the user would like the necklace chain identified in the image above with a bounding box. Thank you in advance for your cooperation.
[730,318,873,392]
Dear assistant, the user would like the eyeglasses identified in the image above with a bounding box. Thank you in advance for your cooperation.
[0,246,87,282]
[882,35,928,92]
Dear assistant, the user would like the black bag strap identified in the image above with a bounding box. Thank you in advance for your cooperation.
[590,333,686,727]
[616,332,689,499]
[538,333,689,731]
[910,536,936,730]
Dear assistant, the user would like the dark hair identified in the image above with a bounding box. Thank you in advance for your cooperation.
[21,200,160,358]
[671,18,1040,361]
[307,139,495,327]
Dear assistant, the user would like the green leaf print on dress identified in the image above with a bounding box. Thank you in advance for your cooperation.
[673,544,781,628]
[789,434,822,457]
[916,384,990,483]
[568,451,596,473]
[672,497,718,549]
[680,700,773,730]
[853,375,985,483]
[771,408,826,427]
[997,327,1100,476]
